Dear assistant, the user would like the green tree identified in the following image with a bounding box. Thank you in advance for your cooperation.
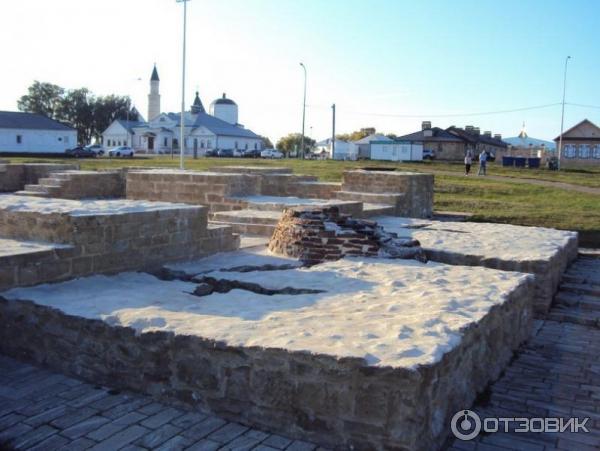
[259,135,274,149]
[276,133,315,156]
[386,133,399,140]
[93,95,136,141]
[57,88,96,144]
[336,127,376,142]
[17,81,64,119]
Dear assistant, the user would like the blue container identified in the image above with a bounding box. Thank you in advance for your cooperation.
[502,156,515,167]
[528,157,541,168]
[514,157,527,168]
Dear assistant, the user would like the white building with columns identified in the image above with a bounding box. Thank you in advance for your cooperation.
[101,65,263,154]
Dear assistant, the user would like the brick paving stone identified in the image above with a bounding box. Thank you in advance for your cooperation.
[261,435,293,449]
[101,397,151,420]
[121,446,147,451]
[252,446,280,451]
[181,416,227,442]
[286,440,317,451]
[135,423,182,449]
[86,412,145,441]
[243,429,270,441]
[171,411,208,429]
[140,406,185,429]
[206,422,248,444]
[0,413,25,432]
[51,406,98,429]
[61,415,111,440]
[185,438,222,451]
[24,404,70,427]
[88,424,150,451]
[58,437,97,451]
[0,422,33,445]
[10,424,59,449]
[67,388,110,408]
[26,432,70,451]
[154,434,193,451]
[89,392,132,411]
[137,401,166,415]
[219,432,264,450]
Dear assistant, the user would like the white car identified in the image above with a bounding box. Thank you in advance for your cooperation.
[261,149,283,159]
[108,146,135,158]
[84,144,105,156]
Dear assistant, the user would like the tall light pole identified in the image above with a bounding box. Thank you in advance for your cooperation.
[557,56,571,170]
[299,62,307,159]
[125,77,141,148]
[177,0,190,170]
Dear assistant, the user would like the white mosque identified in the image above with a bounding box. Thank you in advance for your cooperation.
[101,65,263,154]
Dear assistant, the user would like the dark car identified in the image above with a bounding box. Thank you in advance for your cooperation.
[204,149,218,157]
[242,149,261,158]
[65,146,96,158]
[217,149,234,157]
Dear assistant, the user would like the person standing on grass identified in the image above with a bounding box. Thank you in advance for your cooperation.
[478,149,487,176]
[464,149,473,175]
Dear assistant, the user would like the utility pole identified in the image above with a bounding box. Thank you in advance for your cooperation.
[176,0,190,170]
[331,103,336,160]
[557,56,571,171]
[299,62,307,159]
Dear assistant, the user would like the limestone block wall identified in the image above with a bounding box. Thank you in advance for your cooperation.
[342,170,434,218]
[43,171,126,199]
[283,181,341,200]
[127,171,261,211]
[0,201,239,289]
[0,163,78,192]
[0,276,533,450]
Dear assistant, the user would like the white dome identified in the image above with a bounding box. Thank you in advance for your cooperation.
[210,93,238,125]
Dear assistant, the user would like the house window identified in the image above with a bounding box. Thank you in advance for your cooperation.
[207,140,211,148]
[564,144,576,158]
[64,136,69,144]
[200,140,205,148]
[245,143,248,150]
[234,141,238,149]
[254,143,258,150]
[173,138,178,148]
[594,145,600,159]
[579,144,590,159]
[164,137,168,147]
[16,135,22,144]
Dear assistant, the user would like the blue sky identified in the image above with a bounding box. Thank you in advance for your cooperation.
[0,0,598,142]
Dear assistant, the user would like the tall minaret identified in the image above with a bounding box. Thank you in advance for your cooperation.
[148,65,161,121]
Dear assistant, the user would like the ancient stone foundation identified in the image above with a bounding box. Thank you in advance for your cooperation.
[268,207,426,265]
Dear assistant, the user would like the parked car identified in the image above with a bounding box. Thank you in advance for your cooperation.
[242,149,261,158]
[204,149,218,157]
[422,149,436,160]
[232,149,244,157]
[108,146,135,158]
[217,149,234,158]
[65,146,96,158]
[261,149,283,159]
[84,144,105,156]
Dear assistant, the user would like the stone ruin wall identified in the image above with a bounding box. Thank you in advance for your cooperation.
[43,171,126,199]
[0,206,238,291]
[0,163,79,192]
[0,276,534,451]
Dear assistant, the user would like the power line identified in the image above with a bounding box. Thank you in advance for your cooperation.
[567,102,600,110]
[306,102,562,118]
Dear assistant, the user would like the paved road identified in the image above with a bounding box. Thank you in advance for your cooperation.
[0,357,322,451]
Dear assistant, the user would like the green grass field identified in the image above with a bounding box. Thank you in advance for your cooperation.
[5,155,600,237]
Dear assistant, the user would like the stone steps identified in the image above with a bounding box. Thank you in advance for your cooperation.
[335,190,403,206]
[560,282,600,297]
[13,190,50,197]
[208,220,276,237]
[555,292,600,311]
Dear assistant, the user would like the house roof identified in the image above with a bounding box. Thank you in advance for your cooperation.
[0,111,74,131]
[116,119,147,133]
[503,136,555,150]
[166,112,260,139]
[397,127,463,143]
[447,126,508,148]
[553,119,600,141]
[353,133,393,144]
[316,138,348,146]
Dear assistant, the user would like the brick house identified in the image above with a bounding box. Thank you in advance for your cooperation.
[396,122,507,161]
[554,119,600,167]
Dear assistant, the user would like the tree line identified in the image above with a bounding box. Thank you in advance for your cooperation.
[17,81,138,145]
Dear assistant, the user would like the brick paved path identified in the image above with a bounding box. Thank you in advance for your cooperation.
[447,251,600,450]
[0,357,322,451]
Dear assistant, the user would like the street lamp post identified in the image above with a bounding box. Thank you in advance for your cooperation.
[299,62,307,159]
[176,0,190,170]
[557,56,571,171]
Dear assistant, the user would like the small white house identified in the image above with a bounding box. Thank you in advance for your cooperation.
[370,140,423,161]
[0,111,77,154]
[314,138,357,160]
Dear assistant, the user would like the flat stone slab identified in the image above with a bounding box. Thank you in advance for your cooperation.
[0,238,71,258]
[4,258,530,369]
[230,195,357,207]
[373,216,578,312]
[0,194,199,216]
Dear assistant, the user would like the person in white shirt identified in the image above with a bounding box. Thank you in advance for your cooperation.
[478,150,488,176]
[464,150,473,175]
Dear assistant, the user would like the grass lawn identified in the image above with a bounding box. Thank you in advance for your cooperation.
[4,155,600,236]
